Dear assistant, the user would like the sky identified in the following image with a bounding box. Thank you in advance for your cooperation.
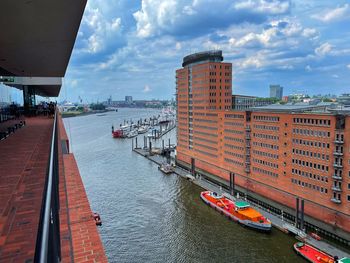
[58,0,350,103]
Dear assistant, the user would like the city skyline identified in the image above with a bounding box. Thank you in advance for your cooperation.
[54,0,350,102]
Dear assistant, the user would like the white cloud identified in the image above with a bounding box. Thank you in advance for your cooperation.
[347,64,350,69]
[312,4,350,22]
[133,0,177,38]
[305,65,312,72]
[233,0,290,14]
[80,5,122,53]
[315,42,332,56]
[143,85,151,93]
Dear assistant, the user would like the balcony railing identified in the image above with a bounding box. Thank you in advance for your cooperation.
[333,151,343,156]
[331,186,342,192]
[331,198,341,204]
[332,175,343,180]
[333,163,343,168]
[334,139,344,144]
[35,111,61,263]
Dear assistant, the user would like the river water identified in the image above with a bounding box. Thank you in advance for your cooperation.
[64,108,304,263]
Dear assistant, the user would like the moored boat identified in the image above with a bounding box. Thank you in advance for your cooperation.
[112,129,127,138]
[137,125,149,134]
[158,163,174,174]
[127,130,138,138]
[200,191,271,232]
[293,242,348,263]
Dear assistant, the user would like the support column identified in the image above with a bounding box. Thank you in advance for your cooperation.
[230,172,235,196]
[191,158,195,176]
[23,85,36,115]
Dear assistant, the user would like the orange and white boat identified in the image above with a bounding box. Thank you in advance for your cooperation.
[200,191,271,232]
[293,242,349,263]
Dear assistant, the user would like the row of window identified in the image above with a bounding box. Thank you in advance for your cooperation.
[253,158,279,168]
[224,150,244,159]
[224,143,244,151]
[292,158,329,172]
[253,124,279,131]
[224,158,243,166]
[292,168,329,183]
[224,121,244,127]
[195,130,218,138]
[194,124,217,131]
[225,114,244,119]
[252,141,279,150]
[253,133,279,141]
[292,138,330,149]
[291,178,328,194]
[224,129,244,135]
[195,142,217,152]
[253,167,278,177]
[252,150,279,159]
[292,128,330,138]
[194,118,218,124]
[253,116,280,122]
[292,148,329,161]
[293,118,331,127]
[195,148,217,158]
[194,136,216,145]
[224,136,244,143]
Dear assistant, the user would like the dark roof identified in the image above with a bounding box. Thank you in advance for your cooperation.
[182,50,223,67]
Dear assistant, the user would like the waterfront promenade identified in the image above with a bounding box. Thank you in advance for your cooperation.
[0,115,107,262]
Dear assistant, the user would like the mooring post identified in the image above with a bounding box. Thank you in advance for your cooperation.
[149,141,152,154]
[132,138,134,150]
[295,197,300,228]
[135,137,138,148]
[162,140,164,150]
[168,138,171,149]
[300,199,305,231]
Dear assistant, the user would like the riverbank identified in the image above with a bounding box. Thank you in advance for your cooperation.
[61,109,109,118]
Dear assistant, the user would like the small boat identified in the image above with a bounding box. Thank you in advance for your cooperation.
[293,242,348,263]
[200,191,271,232]
[138,125,149,134]
[93,212,102,226]
[158,163,174,174]
[127,130,138,138]
[185,174,195,181]
[112,129,127,138]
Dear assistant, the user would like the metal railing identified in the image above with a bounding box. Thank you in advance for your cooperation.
[34,111,61,263]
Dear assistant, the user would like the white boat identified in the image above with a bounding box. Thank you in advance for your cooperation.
[127,130,138,138]
[137,126,149,134]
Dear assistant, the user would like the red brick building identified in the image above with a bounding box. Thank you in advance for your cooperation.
[176,51,350,242]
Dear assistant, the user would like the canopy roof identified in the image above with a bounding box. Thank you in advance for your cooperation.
[0,0,87,97]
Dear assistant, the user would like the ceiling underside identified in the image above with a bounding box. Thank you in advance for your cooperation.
[0,0,87,97]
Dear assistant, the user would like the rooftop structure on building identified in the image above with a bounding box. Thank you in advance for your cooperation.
[232,94,277,110]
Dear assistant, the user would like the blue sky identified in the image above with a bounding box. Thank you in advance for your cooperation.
[59,0,350,103]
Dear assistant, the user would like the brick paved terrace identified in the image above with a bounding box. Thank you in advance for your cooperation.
[0,115,107,262]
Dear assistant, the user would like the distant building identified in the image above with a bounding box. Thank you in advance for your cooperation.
[232,95,275,110]
[125,96,133,104]
[269,84,283,100]
[282,96,289,102]
[338,94,350,107]
[107,95,112,105]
